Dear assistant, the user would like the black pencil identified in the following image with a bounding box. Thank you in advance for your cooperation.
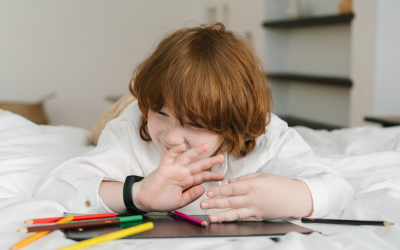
[301,218,394,226]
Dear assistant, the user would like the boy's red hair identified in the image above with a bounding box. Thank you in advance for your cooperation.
[130,23,272,157]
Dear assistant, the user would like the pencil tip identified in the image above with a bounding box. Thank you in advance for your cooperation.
[202,221,208,227]
[384,221,394,226]
[10,246,18,250]
[24,220,33,224]
[18,228,28,233]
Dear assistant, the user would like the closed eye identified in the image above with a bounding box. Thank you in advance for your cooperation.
[157,111,169,117]
[185,122,203,129]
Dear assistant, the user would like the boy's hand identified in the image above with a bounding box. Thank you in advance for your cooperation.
[133,143,225,212]
[200,173,313,222]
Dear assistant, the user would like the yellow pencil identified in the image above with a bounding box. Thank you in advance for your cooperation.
[57,222,154,250]
[10,215,74,250]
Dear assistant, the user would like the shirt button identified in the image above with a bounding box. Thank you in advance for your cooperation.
[85,200,91,207]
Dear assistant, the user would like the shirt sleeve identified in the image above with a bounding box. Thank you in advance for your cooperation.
[34,107,146,213]
[255,115,354,217]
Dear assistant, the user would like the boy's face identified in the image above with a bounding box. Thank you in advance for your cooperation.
[147,107,224,162]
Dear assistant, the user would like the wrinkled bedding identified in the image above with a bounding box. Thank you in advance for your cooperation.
[0,109,399,250]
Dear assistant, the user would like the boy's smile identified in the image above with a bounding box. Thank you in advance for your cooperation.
[147,107,224,162]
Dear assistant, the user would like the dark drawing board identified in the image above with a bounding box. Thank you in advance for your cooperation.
[64,215,315,240]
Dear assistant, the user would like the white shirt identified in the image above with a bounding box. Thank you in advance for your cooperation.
[34,101,353,217]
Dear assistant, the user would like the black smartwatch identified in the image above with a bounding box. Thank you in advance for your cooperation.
[123,175,147,215]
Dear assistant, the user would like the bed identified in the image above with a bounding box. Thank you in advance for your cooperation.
[1,109,399,250]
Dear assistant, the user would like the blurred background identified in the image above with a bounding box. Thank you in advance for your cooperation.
[1,0,399,130]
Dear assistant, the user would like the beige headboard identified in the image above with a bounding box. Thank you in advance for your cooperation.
[92,93,137,145]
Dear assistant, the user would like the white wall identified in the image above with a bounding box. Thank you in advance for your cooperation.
[350,0,400,126]
[266,0,400,127]
[201,0,265,62]
[349,0,377,126]
[2,0,398,129]
[0,0,202,129]
[265,0,351,126]
[374,0,400,116]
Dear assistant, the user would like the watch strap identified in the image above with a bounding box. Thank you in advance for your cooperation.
[123,175,147,215]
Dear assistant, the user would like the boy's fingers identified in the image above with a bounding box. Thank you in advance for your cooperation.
[228,174,262,183]
[206,181,250,198]
[191,172,225,186]
[236,173,262,181]
[161,143,186,166]
[201,196,246,210]
[208,208,253,223]
[187,154,224,174]
[173,144,209,167]
[180,185,205,207]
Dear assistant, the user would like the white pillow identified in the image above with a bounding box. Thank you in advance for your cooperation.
[0,109,93,198]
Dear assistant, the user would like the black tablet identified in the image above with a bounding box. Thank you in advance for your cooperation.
[64,214,315,240]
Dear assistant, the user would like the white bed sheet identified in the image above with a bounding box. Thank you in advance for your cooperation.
[0,110,399,250]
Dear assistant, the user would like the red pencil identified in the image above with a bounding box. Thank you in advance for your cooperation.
[24,213,116,224]
[169,211,208,227]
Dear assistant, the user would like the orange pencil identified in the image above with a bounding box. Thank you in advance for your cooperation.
[10,216,74,250]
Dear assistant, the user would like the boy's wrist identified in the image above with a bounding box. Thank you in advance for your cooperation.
[292,180,313,218]
[132,181,147,212]
[99,181,128,214]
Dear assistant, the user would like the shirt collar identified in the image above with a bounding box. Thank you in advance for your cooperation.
[211,151,228,175]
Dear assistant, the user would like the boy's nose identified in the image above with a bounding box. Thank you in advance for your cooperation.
[163,124,185,146]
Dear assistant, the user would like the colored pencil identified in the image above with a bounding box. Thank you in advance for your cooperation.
[301,218,394,226]
[43,215,143,225]
[169,211,208,227]
[29,216,128,226]
[19,215,142,233]
[65,216,140,224]
[10,216,74,250]
[24,213,115,224]
[56,222,154,250]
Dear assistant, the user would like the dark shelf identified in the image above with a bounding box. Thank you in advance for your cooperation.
[364,116,400,127]
[267,73,352,87]
[263,13,354,29]
[279,115,344,130]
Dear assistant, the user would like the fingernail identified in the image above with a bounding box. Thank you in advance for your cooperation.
[210,216,218,222]
[229,178,237,182]
[208,192,214,198]
[201,203,208,209]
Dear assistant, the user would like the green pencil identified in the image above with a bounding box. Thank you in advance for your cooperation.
[65,215,142,224]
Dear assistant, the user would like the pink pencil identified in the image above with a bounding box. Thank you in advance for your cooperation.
[169,211,208,227]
